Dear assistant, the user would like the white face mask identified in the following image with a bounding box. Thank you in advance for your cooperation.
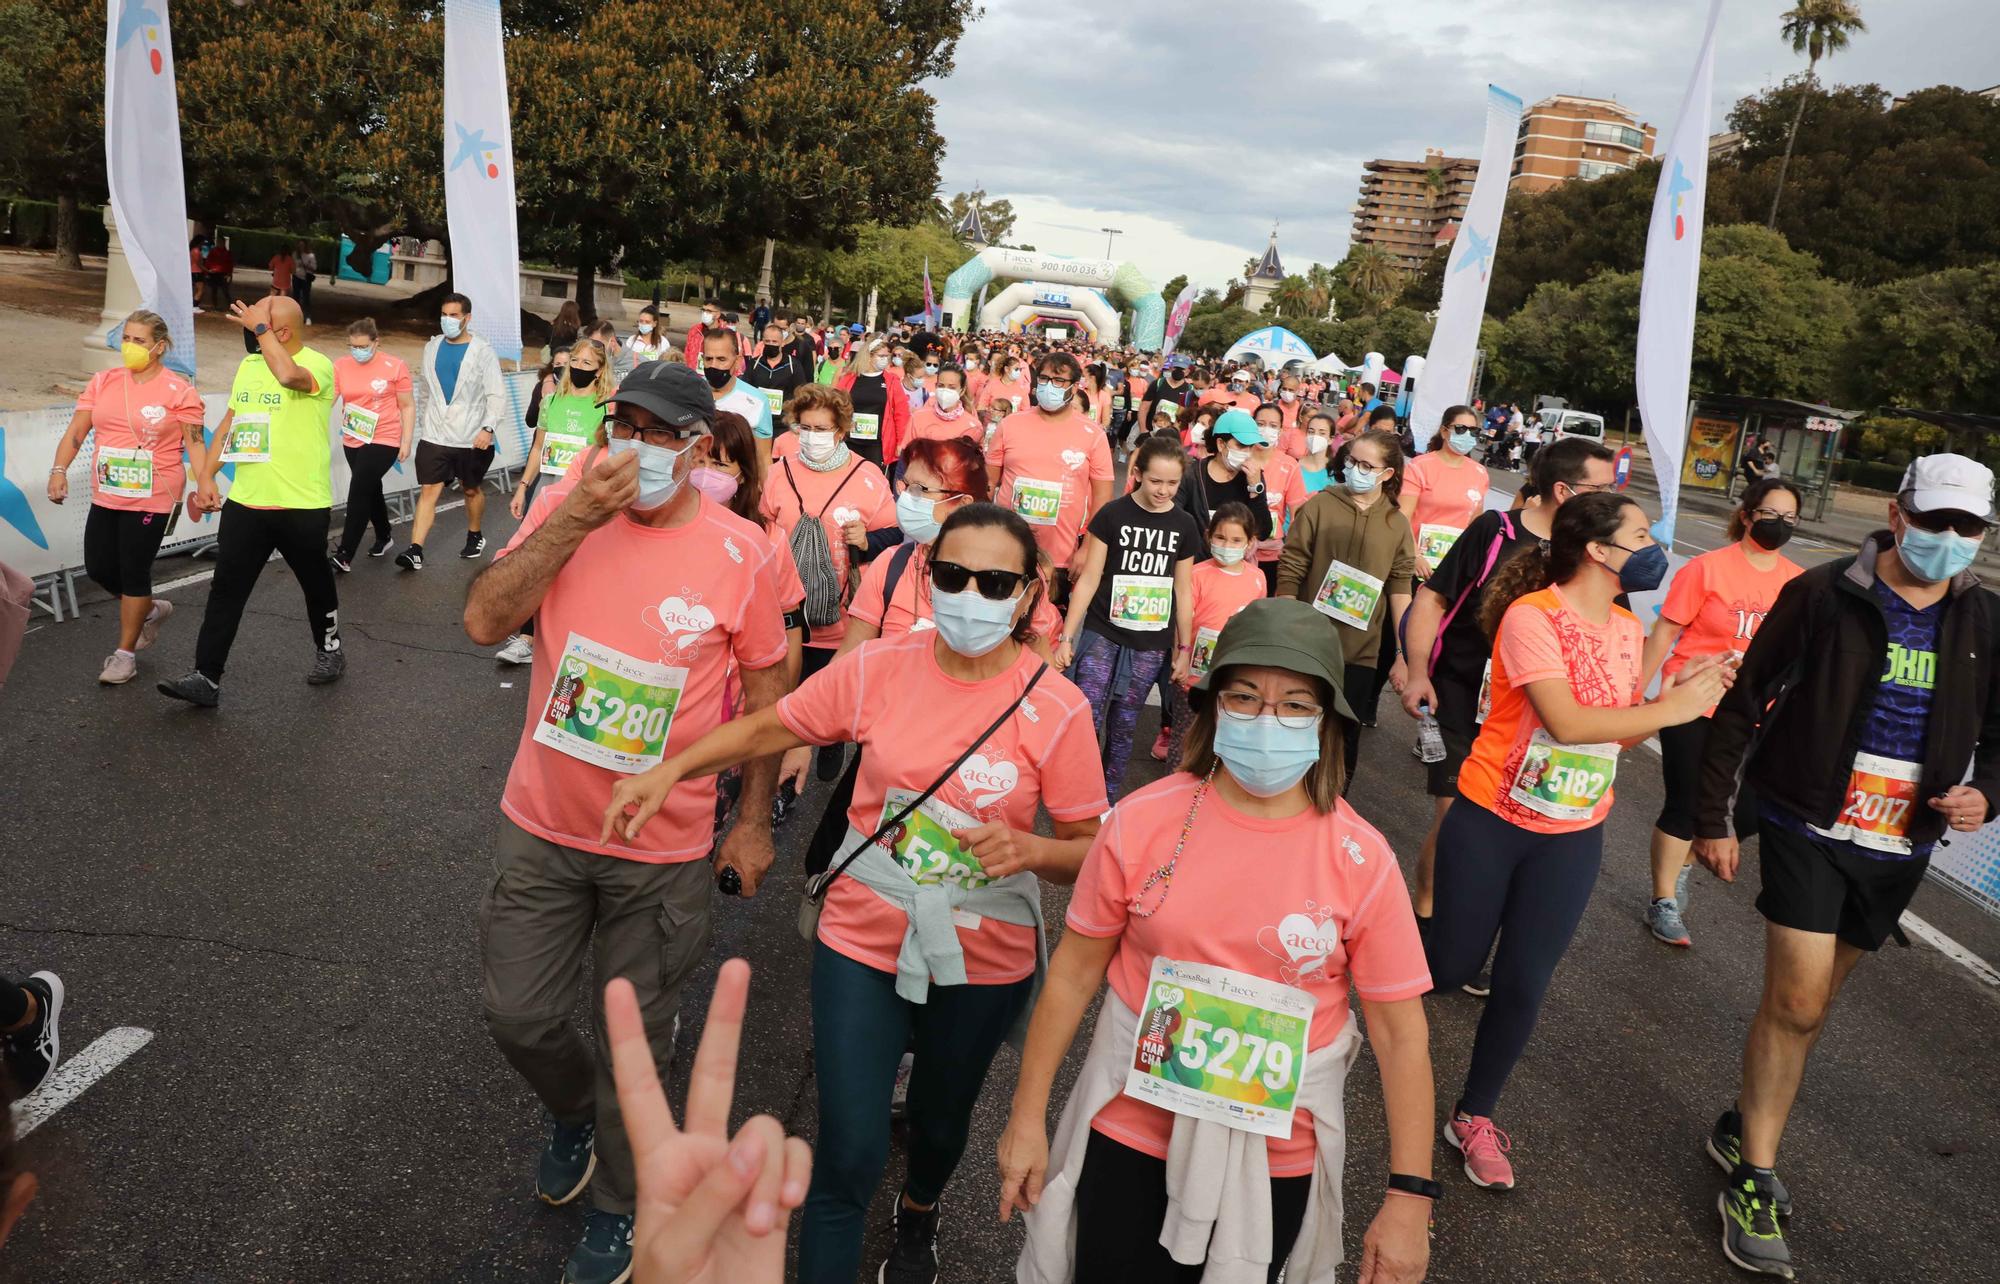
[1224,447,1250,471]
[934,387,962,411]
[872,355,891,372]
[606,435,691,511]
[930,587,1021,657]
[701,311,716,326]
[797,429,838,463]
[1306,433,1329,455]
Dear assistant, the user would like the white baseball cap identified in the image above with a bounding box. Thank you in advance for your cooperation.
[1900,453,1998,524]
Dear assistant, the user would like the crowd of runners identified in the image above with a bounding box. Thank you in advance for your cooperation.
[5,300,1999,1284]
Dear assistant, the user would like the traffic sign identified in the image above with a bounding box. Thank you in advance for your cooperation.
[1614,447,1634,490]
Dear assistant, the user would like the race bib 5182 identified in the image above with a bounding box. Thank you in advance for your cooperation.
[1508,727,1618,821]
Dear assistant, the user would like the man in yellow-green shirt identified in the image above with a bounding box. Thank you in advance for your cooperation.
[160,295,343,708]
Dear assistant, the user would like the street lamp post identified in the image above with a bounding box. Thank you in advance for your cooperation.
[1101,227,1123,259]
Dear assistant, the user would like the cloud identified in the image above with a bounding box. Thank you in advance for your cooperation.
[931,0,1993,292]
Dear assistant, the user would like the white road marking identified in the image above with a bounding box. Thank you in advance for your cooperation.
[10,1026,155,1138]
[150,499,469,598]
[1898,912,2000,988]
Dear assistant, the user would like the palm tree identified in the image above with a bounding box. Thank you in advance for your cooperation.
[1271,275,1312,317]
[1348,245,1397,306]
[1305,261,1337,319]
[1767,0,1867,228]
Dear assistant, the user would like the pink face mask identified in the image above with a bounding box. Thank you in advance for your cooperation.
[688,465,740,505]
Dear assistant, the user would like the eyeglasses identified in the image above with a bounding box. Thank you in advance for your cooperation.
[1565,481,1617,495]
[1038,376,1074,390]
[605,416,700,449]
[902,478,963,502]
[1902,505,1990,539]
[1217,689,1324,729]
[1748,508,1799,527]
[929,558,1029,601]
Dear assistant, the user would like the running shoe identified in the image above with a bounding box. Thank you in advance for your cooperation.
[462,531,488,559]
[307,648,347,685]
[329,551,353,574]
[136,599,173,650]
[1444,1113,1514,1190]
[1,971,64,1097]
[395,545,424,571]
[563,1209,633,1284]
[878,1192,941,1284]
[1149,727,1170,761]
[368,536,394,558]
[1719,1167,1794,1278]
[890,1050,915,1120]
[495,634,535,666]
[535,1117,597,1206]
[158,671,221,708]
[1707,1108,1792,1217]
[98,651,137,685]
[1461,969,1492,998]
[1648,898,1693,947]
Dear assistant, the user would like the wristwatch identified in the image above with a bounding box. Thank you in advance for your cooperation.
[253,323,270,337]
[1387,1173,1442,1201]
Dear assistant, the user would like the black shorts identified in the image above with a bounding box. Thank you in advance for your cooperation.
[415,441,495,490]
[1425,671,1481,797]
[1755,820,1930,951]
[83,503,172,597]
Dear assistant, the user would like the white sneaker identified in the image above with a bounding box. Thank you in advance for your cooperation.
[495,634,535,665]
[136,599,174,650]
[98,651,138,684]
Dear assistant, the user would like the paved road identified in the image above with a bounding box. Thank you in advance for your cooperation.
[3,493,1997,1283]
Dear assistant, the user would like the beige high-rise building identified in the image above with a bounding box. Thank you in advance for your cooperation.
[1348,148,1479,279]
[1509,94,1657,192]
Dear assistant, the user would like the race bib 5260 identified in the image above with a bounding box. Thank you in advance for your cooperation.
[533,633,687,774]
[1125,957,1316,1139]
[1109,574,1173,632]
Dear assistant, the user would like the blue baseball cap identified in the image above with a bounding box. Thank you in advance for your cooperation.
[849,323,866,334]
[1212,408,1263,445]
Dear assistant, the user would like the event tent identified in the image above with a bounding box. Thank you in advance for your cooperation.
[1223,325,1318,370]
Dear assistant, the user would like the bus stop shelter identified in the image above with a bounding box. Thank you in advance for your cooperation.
[1679,394,1857,520]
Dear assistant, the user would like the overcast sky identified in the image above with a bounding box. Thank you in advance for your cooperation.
[928,0,1994,293]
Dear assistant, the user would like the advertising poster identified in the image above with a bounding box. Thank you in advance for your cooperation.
[1680,416,1742,491]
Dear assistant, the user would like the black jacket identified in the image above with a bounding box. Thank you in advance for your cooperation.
[1696,531,2000,844]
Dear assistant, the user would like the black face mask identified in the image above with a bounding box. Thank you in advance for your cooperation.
[569,365,597,389]
[243,327,263,355]
[1749,516,1796,551]
[702,365,732,391]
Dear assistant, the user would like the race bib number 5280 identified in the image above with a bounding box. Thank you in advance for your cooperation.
[533,633,687,774]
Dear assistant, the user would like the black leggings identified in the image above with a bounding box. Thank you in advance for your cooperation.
[195,501,341,682]
[1655,714,1757,841]
[1340,660,1378,789]
[338,443,398,558]
[83,503,170,598]
[1427,797,1604,1118]
[1072,1130,1309,1283]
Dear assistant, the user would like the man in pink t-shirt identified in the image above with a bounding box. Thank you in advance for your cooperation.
[463,361,789,1283]
[983,351,1113,602]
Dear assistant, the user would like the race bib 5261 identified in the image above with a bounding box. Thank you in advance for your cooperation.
[1310,559,1383,630]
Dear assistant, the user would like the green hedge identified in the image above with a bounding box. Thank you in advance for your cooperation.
[3,199,111,255]
[1836,458,1906,492]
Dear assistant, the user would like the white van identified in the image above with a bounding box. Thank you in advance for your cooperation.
[1538,409,1606,443]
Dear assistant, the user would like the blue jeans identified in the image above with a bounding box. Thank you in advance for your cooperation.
[798,942,1032,1283]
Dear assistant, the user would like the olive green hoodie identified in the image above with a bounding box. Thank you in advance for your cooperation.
[1274,484,1416,666]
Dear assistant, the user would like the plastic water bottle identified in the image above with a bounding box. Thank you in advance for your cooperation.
[1416,702,1446,764]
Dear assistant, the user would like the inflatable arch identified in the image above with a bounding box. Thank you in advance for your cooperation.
[941,247,1167,350]
[982,281,1116,343]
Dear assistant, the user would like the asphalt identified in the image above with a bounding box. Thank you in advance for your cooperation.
[2,483,1997,1284]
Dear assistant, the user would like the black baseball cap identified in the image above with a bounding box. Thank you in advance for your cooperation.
[602,361,714,430]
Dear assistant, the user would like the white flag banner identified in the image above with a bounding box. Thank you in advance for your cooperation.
[1636,0,1726,546]
[443,0,522,362]
[1162,283,1198,356]
[1410,85,1522,452]
[104,0,195,378]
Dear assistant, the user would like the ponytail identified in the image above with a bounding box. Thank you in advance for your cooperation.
[1477,492,1637,637]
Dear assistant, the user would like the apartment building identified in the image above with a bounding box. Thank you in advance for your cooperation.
[1349,148,1479,278]
[1509,94,1657,193]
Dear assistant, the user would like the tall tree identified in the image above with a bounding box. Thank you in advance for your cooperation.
[1342,244,1398,309]
[0,1,103,268]
[1767,0,1867,227]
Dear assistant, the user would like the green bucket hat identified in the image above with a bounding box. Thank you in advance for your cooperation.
[1191,598,1358,730]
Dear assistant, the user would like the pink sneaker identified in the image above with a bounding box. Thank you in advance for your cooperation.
[1446,1113,1515,1189]
[1149,728,1171,761]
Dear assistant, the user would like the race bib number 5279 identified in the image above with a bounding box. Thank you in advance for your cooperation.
[1124,957,1315,1139]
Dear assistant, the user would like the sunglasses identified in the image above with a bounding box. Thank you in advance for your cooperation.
[1902,505,1990,539]
[929,558,1029,601]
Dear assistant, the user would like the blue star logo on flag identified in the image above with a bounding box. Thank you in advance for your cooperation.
[450,122,503,179]
[0,429,50,549]
[1668,159,1696,241]
[114,2,161,48]
[1452,227,1494,281]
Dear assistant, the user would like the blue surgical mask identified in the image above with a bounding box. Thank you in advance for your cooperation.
[1896,524,1980,583]
[1035,381,1069,411]
[930,587,1019,657]
[1209,543,1247,565]
[1344,464,1379,494]
[1213,712,1322,797]
[1449,430,1478,454]
[350,346,375,363]
[896,489,941,544]
[1608,541,1668,592]
[440,315,464,339]
[606,435,690,511]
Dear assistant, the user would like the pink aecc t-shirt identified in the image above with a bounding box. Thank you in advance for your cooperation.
[76,367,205,513]
[984,407,1113,570]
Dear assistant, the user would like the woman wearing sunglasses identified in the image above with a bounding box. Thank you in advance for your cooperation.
[1000,598,1435,1284]
[602,503,1108,1284]
[1637,477,1804,948]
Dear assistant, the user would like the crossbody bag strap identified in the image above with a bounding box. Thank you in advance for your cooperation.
[815,461,863,519]
[805,662,1049,905]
